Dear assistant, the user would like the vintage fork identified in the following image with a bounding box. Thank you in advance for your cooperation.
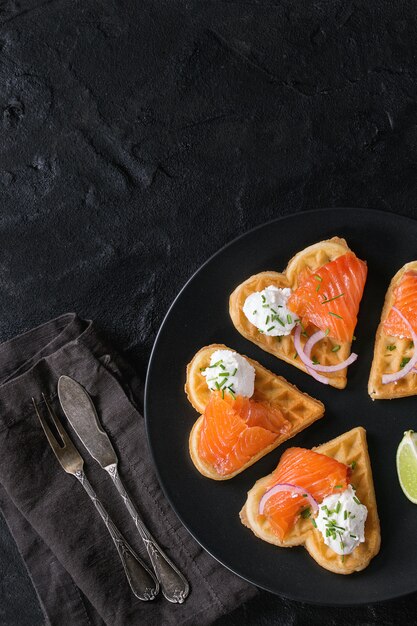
[32,394,159,601]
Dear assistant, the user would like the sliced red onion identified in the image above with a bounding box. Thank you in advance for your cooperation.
[303,330,326,357]
[309,352,358,373]
[382,307,417,384]
[294,325,329,384]
[294,325,358,376]
[258,482,319,515]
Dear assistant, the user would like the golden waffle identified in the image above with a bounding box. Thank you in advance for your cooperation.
[185,344,324,480]
[369,261,417,399]
[229,237,361,389]
[240,426,380,574]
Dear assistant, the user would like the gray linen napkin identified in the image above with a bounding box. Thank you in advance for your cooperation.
[0,313,257,625]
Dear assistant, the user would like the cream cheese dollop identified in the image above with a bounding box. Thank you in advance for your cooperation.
[315,485,367,556]
[242,286,296,336]
[201,350,255,398]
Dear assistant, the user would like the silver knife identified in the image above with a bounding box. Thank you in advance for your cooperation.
[57,375,190,604]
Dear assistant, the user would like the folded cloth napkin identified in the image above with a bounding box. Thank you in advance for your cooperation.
[0,313,257,626]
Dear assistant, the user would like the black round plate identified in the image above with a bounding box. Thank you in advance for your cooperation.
[145,208,417,606]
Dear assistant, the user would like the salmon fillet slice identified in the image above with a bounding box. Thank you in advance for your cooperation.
[383,270,417,339]
[262,447,351,540]
[198,392,291,476]
[287,252,367,343]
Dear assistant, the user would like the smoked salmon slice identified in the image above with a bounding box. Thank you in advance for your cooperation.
[262,448,351,540]
[198,392,291,476]
[287,252,367,343]
[383,270,417,339]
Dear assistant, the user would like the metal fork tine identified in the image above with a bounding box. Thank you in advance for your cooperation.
[32,396,64,456]
[33,395,84,475]
[41,393,71,446]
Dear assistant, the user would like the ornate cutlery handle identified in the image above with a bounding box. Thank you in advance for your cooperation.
[75,469,159,601]
[107,464,190,603]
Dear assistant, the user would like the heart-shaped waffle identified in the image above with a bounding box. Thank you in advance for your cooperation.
[185,344,324,480]
[229,237,367,389]
[369,261,417,399]
[240,426,380,574]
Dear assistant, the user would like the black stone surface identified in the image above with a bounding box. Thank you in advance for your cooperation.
[1,1,417,624]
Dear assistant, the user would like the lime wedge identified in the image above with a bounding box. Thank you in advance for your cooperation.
[397,430,417,503]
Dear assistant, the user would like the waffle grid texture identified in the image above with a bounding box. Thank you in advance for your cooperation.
[229,237,360,389]
[240,426,381,574]
[185,344,324,479]
[369,261,417,399]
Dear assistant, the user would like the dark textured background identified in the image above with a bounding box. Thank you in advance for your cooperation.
[1,1,417,624]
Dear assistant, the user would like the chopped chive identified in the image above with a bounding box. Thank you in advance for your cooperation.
[209,360,222,368]
[262,304,269,308]
[232,368,237,376]
[312,357,320,365]
[276,317,285,327]
[221,389,225,399]
[351,461,357,470]
[215,381,220,390]
[266,315,270,324]
[294,352,298,359]
[321,293,345,304]
[341,555,345,563]
[311,518,317,528]
[400,357,411,369]
[410,341,415,349]
[386,344,396,351]
[324,328,330,336]
[261,294,266,303]
[331,345,341,352]
[344,510,347,520]
[326,523,345,532]
[326,529,330,537]
[258,329,264,333]
[335,502,341,514]
[334,485,342,489]
[340,540,344,551]
[287,314,292,324]
[199,367,206,372]
[253,310,257,315]
[267,325,276,331]
[350,534,357,539]
[219,364,226,370]
[301,507,311,519]
[314,275,322,282]
[329,311,343,320]
[218,372,229,377]
[270,307,277,314]
[353,496,361,505]
[228,388,236,399]
[219,378,228,388]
